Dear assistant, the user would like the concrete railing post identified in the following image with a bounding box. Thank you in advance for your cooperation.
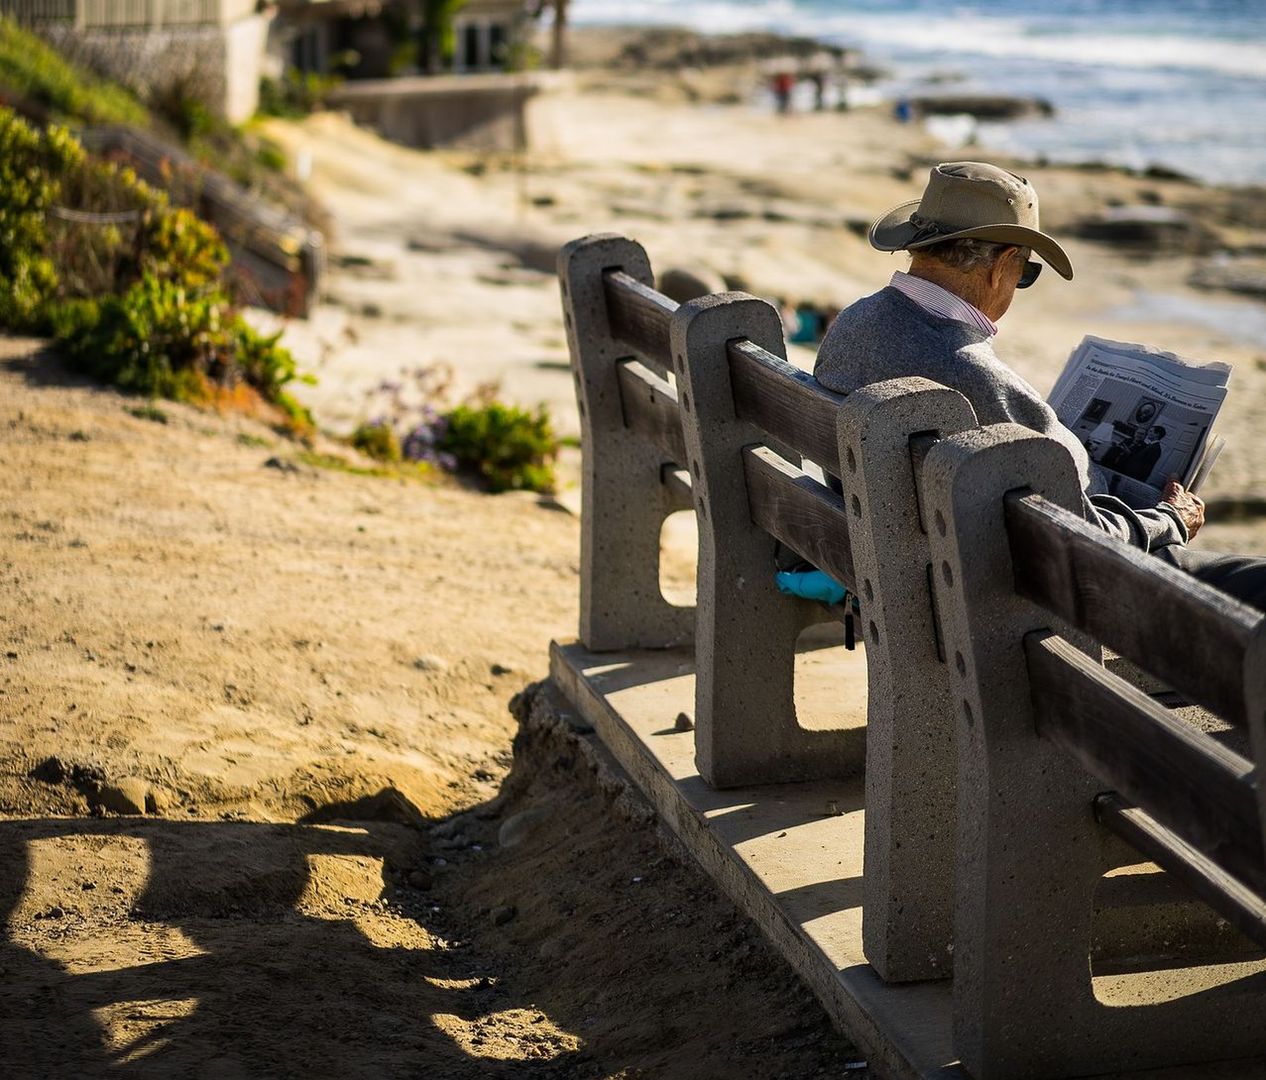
[921,424,1106,1078]
[671,292,862,788]
[835,377,976,984]
[557,234,693,653]
[923,424,1266,1079]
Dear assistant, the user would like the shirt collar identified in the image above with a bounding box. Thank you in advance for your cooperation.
[888,270,998,337]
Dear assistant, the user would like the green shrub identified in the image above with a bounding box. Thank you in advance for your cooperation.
[351,420,403,463]
[54,274,223,400]
[439,402,559,494]
[0,109,83,328]
[0,106,311,425]
[258,70,344,119]
[0,17,148,126]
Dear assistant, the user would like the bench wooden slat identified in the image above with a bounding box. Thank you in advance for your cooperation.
[743,446,856,592]
[1025,631,1265,894]
[604,270,677,375]
[1095,793,1266,951]
[729,339,845,477]
[1007,492,1257,728]
[616,359,688,466]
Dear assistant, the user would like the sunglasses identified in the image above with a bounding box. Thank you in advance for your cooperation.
[1016,259,1043,289]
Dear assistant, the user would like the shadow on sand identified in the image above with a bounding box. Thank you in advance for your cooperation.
[0,815,584,1079]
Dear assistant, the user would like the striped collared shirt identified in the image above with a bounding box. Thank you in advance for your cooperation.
[888,270,998,338]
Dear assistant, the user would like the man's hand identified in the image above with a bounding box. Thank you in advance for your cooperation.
[1162,479,1205,540]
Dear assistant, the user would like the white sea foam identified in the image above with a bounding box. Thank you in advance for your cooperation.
[569,0,1266,182]
[573,0,1266,79]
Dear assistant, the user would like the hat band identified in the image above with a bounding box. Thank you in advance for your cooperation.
[908,212,946,245]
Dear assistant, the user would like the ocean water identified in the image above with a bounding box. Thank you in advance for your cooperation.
[570,0,1266,186]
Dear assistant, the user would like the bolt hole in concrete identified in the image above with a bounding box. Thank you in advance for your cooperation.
[793,622,868,733]
[963,700,974,726]
[935,509,947,537]
[659,509,698,607]
[955,650,966,676]
[850,495,862,518]
[846,447,857,474]
[942,560,954,587]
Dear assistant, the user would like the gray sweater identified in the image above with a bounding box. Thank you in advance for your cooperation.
[814,287,1186,550]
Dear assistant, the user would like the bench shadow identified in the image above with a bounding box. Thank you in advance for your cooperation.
[0,343,102,391]
[0,816,580,1078]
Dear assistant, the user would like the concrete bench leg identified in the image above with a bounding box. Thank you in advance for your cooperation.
[836,378,976,984]
[558,234,694,652]
[671,292,861,789]
[923,424,1266,1080]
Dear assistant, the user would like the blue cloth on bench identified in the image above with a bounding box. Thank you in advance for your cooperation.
[775,569,849,606]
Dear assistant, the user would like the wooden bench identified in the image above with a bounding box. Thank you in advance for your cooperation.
[554,231,1266,1077]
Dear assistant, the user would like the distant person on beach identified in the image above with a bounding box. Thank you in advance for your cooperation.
[813,161,1266,611]
[772,71,795,115]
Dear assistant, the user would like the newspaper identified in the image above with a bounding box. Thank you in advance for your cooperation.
[1048,335,1230,507]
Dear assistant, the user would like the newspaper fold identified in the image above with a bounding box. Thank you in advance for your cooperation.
[1048,335,1230,507]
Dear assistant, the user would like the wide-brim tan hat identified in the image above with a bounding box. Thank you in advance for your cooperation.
[869,161,1073,280]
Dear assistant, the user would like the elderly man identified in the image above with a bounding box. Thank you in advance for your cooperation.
[814,161,1266,611]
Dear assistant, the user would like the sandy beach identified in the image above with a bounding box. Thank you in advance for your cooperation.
[3,25,1266,1077]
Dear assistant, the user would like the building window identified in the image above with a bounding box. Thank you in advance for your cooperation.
[462,22,480,70]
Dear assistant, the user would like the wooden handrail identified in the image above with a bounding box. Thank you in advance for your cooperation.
[743,446,856,591]
[604,270,677,376]
[1095,794,1266,950]
[1007,492,1259,727]
[729,339,844,477]
[1025,631,1265,894]
[615,359,687,465]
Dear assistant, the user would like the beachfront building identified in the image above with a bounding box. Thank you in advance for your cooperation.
[0,0,271,122]
[273,0,531,78]
[450,0,528,72]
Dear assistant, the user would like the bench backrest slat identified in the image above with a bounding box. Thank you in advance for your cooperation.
[1006,492,1257,727]
[1096,793,1266,949]
[605,269,677,374]
[1026,630,1264,894]
[729,339,845,476]
[743,446,856,591]
[615,359,688,465]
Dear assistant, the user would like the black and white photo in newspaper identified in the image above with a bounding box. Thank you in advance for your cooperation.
[1047,336,1231,507]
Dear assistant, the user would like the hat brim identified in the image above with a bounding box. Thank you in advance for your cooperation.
[869,198,1074,280]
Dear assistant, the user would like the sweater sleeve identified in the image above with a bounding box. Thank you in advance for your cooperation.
[1085,493,1188,550]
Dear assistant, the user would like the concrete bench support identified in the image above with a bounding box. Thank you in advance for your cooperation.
[923,424,1266,1080]
[836,378,976,983]
[671,293,856,788]
[558,234,693,652]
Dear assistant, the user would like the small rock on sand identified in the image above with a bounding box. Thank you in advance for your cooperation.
[498,805,553,849]
[491,905,517,926]
[407,869,432,890]
[145,787,172,815]
[658,266,727,304]
[413,655,448,673]
[97,778,148,816]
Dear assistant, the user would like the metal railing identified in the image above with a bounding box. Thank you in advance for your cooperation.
[0,0,259,28]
